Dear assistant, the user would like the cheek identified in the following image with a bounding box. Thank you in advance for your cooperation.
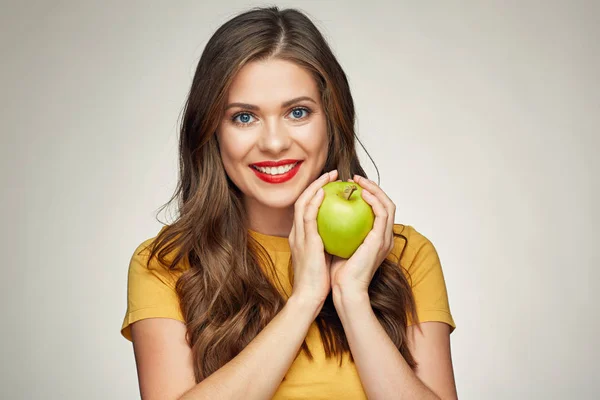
[298,116,328,158]
[216,130,252,185]
[217,129,250,164]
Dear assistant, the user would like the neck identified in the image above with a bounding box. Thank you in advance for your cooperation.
[244,197,294,237]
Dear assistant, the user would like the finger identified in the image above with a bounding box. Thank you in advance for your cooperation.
[304,187,325,241]
[299,170,337,205]
[361,189,388,249]
[386,198,396,247]
[294,170,337,241]
[355,175,395,242]
[354,175,394,211]
[289,221,296,245]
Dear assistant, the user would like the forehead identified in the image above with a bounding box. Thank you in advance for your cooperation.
[226,58,319,104]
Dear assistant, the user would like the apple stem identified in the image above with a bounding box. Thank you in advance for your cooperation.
[343,185,358,200]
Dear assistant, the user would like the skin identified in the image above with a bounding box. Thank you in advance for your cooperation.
[216,58,329,238]
[130,58,458,399]
[330,175,458,399]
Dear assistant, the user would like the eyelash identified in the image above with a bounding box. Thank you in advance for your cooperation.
[231,107,313,127]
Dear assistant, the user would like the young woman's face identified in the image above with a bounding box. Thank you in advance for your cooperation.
[217,58,328,209]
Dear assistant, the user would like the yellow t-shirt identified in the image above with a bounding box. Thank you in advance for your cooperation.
[121,224,456,399]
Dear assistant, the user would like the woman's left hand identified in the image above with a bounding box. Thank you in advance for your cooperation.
[329,175,397,297]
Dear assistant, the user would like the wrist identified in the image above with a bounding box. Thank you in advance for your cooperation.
[332,284,370,310]
[286,294,324,320]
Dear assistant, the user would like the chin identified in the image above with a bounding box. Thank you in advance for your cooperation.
[252,186,302,209]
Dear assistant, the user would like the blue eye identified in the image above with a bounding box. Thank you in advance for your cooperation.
[233,113,255,125]
[289,107,310,120]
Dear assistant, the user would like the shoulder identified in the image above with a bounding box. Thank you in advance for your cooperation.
[122,226,188,340]
[389,223,438,268]
[391,224,456,330]
[128,226,188,289]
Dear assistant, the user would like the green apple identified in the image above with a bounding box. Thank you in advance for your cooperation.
[316,181,375,258]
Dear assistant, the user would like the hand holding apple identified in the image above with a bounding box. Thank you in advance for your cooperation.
[324,175,398,297]
[288,169,339,310]
[316,181,375,258]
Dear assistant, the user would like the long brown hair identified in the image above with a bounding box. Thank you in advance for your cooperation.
[146,6,419,382]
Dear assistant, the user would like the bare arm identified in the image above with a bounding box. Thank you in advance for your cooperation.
[328,175,458,399]
[131,296,321,400]
[406,321,458,399]
[131,318,196,400]
[333,291,458,400]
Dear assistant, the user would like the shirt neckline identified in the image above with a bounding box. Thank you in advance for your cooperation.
[247,229,291,252]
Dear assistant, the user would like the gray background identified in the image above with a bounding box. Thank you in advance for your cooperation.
[1,1,598,399]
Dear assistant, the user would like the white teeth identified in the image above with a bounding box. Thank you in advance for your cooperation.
[253,162,298,175]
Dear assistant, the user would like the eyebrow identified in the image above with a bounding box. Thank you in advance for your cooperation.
[224,96,317,111]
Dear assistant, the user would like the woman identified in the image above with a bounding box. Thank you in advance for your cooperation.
[121,6,458,400]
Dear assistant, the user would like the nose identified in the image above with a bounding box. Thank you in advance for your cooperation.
[256,119,292,155]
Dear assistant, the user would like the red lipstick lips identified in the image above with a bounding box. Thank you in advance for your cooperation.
[250,159,303,184]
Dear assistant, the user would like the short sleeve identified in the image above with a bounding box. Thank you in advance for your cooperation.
[120,238,185,341]
[393,225,456,333]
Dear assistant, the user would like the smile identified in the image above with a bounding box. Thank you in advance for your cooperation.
[252,162,298,175]
[249,160,303,183]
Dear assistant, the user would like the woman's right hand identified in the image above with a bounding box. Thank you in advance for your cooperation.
[288,169,338,311]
